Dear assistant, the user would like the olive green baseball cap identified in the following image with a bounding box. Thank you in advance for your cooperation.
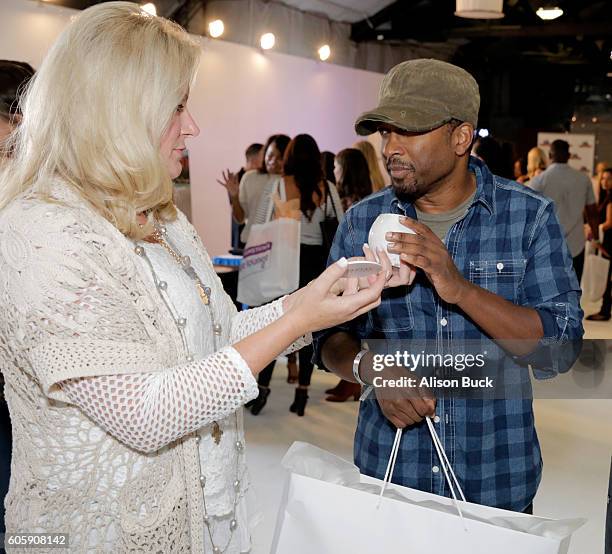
[355,58,480,135]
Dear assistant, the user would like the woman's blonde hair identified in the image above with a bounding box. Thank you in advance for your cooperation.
[526,147,547,178]
[0,2,201,239]
[353,140,386,192]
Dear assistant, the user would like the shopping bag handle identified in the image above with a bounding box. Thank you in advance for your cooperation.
[426,417,466,503]
[377,419,468,531]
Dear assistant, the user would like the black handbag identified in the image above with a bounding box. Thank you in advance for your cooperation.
[320,182,339,255]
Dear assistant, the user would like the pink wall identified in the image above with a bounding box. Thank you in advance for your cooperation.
[189,39,384,255]
[0,0,385,255]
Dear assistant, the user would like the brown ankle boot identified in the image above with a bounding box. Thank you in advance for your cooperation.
[325,380,361,402]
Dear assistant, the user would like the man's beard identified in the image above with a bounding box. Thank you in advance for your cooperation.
[386,156,422,199]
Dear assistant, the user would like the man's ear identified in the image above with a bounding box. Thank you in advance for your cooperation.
[453,123,474,157]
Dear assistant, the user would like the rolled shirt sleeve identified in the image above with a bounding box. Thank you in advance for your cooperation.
[519,202,583,377]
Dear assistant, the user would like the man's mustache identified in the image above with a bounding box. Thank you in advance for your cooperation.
[386,156,415,172]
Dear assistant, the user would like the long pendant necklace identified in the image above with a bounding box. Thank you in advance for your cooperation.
[134,221,244,553]
[151,226,212,305]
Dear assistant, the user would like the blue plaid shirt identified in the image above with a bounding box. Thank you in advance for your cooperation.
[313,157,583,512]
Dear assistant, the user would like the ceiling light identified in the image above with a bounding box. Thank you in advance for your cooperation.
[208,19,224,38]
[260,33,275,50]
[318,44,331,61]
[455,0,504,19]
[140,2,157,16]
[536,7,563,20]
[477,128,490,138]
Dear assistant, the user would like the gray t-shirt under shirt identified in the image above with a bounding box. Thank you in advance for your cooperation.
[415,190,476,242]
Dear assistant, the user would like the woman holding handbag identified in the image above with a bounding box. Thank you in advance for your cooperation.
[219,134,300,384]
[248,134,344,415]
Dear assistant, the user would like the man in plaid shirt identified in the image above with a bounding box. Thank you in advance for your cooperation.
[313,59,583,513]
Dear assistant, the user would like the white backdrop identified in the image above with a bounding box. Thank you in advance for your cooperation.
[0,0,385,256]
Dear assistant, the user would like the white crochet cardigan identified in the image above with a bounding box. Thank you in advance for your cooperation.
[0,183,309,552]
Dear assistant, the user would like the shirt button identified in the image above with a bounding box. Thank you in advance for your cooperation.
[440,318,448,327]
[496,262,504,271]
[433,415,441,423]
[432,466,440,474]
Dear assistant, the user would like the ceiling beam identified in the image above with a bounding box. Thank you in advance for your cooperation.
[448,22,612,39]
[353,21,612,42]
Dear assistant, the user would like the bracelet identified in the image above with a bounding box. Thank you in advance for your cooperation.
[352,349,371,387]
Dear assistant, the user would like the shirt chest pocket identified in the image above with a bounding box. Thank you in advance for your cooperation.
[468,259,526,301]
[368,287,414,333]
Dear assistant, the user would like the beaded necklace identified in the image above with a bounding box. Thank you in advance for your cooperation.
[134,221,244,553]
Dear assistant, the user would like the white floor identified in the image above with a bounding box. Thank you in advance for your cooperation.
[244,301,612,554]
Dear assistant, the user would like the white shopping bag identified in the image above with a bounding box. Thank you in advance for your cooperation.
[582,241,610,303]
[271,439,585,554]
[237,217,300,306]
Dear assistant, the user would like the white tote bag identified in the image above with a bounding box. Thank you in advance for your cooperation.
[581,241,610,303]
[237,180,300,306]
[272,432,584,554]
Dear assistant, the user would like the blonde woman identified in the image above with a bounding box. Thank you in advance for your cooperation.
[518,146,547,184]
[0,3,386,552]
[353,139,386,191]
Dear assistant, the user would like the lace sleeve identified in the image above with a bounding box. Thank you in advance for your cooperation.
[61,346,258,453]
[230,297,312,354]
